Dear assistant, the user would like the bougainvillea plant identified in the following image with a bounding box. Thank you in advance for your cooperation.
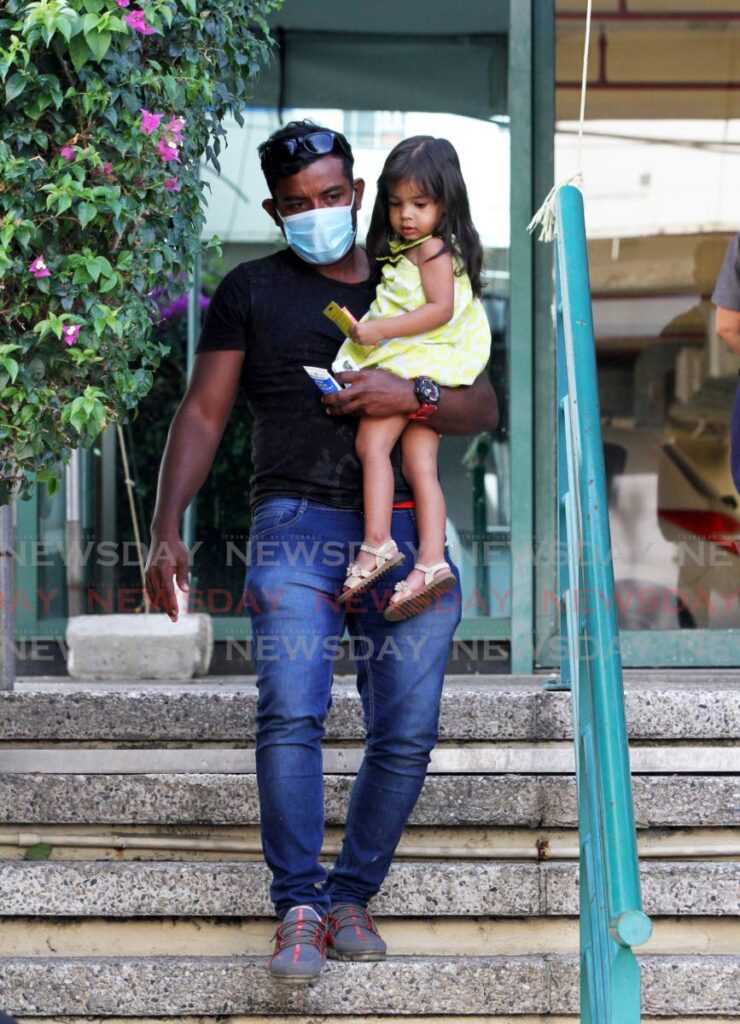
[0,0,280,504]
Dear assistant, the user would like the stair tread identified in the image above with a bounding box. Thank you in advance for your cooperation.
[0,954,736,1016]
[0,859,735,918]
[3,676,738,741]
[0,773,735,827]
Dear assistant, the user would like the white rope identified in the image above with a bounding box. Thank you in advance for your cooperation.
[527,0,593,242]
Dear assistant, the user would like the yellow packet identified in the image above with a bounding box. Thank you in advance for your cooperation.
[323,301,357,337]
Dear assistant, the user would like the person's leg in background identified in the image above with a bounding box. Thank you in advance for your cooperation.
[321,506,462,958]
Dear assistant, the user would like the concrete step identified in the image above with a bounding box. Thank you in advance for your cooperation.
[0,859,735,917]
[1,916,737,958]
[0,955,736,1016]
[2,743,736,775]
[0,773,735,827]
[4,672,739,741]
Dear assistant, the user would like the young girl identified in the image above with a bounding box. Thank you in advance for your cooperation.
[332,135,491,621]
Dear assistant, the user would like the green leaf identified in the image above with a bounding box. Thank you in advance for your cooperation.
[24,842,53,861]
[254,13,271,36]
[5,72,25,103]
[85,258,101,282]
[85,28,111,63]
[93,256,113,277]
[0,357,19,383]
[13,442,35,460]
[77,202,97,229]
[56,194,72,214]
[68,33,89,72]
[56,14,77,42]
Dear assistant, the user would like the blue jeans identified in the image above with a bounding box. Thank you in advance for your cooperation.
[244,497,462,920]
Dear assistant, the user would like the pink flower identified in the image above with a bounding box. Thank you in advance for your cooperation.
[139,108,163,135]
[62,325,80,346]
[60,145,75,161]
[156,135,181,163]
[115,0,130,6]
[125,9,156,34]
[165,116,186,136]
[29,255,51,279]
[164,177,181,193]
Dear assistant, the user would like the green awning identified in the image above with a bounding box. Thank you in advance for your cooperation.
[250,1,509,119]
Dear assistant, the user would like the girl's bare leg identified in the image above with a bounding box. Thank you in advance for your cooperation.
[350,415,409,582]
[390,422,447,601]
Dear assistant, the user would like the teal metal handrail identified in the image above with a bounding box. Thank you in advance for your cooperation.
[554,185,653,1023]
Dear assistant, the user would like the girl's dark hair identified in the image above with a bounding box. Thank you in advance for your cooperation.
[366,136,483,296]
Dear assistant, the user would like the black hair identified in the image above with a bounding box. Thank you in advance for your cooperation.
[366,136,484,297]
[258,119,354,196]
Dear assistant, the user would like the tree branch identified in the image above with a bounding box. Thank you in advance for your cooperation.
[52,39,76,90]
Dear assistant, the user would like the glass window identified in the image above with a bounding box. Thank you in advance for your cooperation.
[556,119,740,630]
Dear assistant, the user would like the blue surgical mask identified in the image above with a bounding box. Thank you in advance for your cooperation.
[279,196,356,265]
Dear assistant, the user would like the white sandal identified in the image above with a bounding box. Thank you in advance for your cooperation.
[384,561,456,621]
[338,540,405,605]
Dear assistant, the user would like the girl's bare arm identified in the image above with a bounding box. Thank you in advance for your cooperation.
[350,238,455,345]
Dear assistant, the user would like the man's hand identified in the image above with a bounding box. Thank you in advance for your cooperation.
[349,320,386,347]
[323,368,417,418]
[144,531,191,622]
[323,367,498,436]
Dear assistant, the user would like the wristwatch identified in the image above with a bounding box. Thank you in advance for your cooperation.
[409,376,441,420]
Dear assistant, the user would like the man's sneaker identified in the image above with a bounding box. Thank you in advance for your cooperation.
[269,905,326,985]
[326,902,387,961]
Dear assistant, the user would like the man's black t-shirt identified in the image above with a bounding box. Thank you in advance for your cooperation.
[196,247,413,511]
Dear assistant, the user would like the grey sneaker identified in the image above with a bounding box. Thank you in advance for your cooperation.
[326,902,387,961]
[269,905,326,985]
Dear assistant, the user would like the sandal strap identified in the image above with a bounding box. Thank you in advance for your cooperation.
[414,561,451,585]
[345,561,371,581]
[344,540,400,586]
[360,540,398,559]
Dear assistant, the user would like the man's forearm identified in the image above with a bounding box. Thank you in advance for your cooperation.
[150,400,225,533]
[429,371,499,435]
[326,367,499,435]
[716,307,740,355]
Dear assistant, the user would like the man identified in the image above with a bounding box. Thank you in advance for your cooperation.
[712,232,740,493]
[145,120,498,985]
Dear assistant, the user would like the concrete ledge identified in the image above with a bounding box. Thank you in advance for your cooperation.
[66,616,213,681]
[542,860,739,917]
[0,860,735,918]
[0,774,735,828]
[2,744,737,775]
[1,681,738,740]
[0,955,736,1016]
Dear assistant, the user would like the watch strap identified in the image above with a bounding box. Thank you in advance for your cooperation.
[408,402,436,421]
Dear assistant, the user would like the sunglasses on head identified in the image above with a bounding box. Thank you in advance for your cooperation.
[259,130,352,170]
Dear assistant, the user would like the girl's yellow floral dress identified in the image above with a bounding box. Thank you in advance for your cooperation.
[332,235,491,386]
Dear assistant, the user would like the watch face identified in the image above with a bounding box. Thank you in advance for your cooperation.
[415,377,440,404]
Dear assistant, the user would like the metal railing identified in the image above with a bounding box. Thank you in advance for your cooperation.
[554,184,653,1023]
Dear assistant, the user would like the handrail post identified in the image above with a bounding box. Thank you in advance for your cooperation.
[554,184,653,1023]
